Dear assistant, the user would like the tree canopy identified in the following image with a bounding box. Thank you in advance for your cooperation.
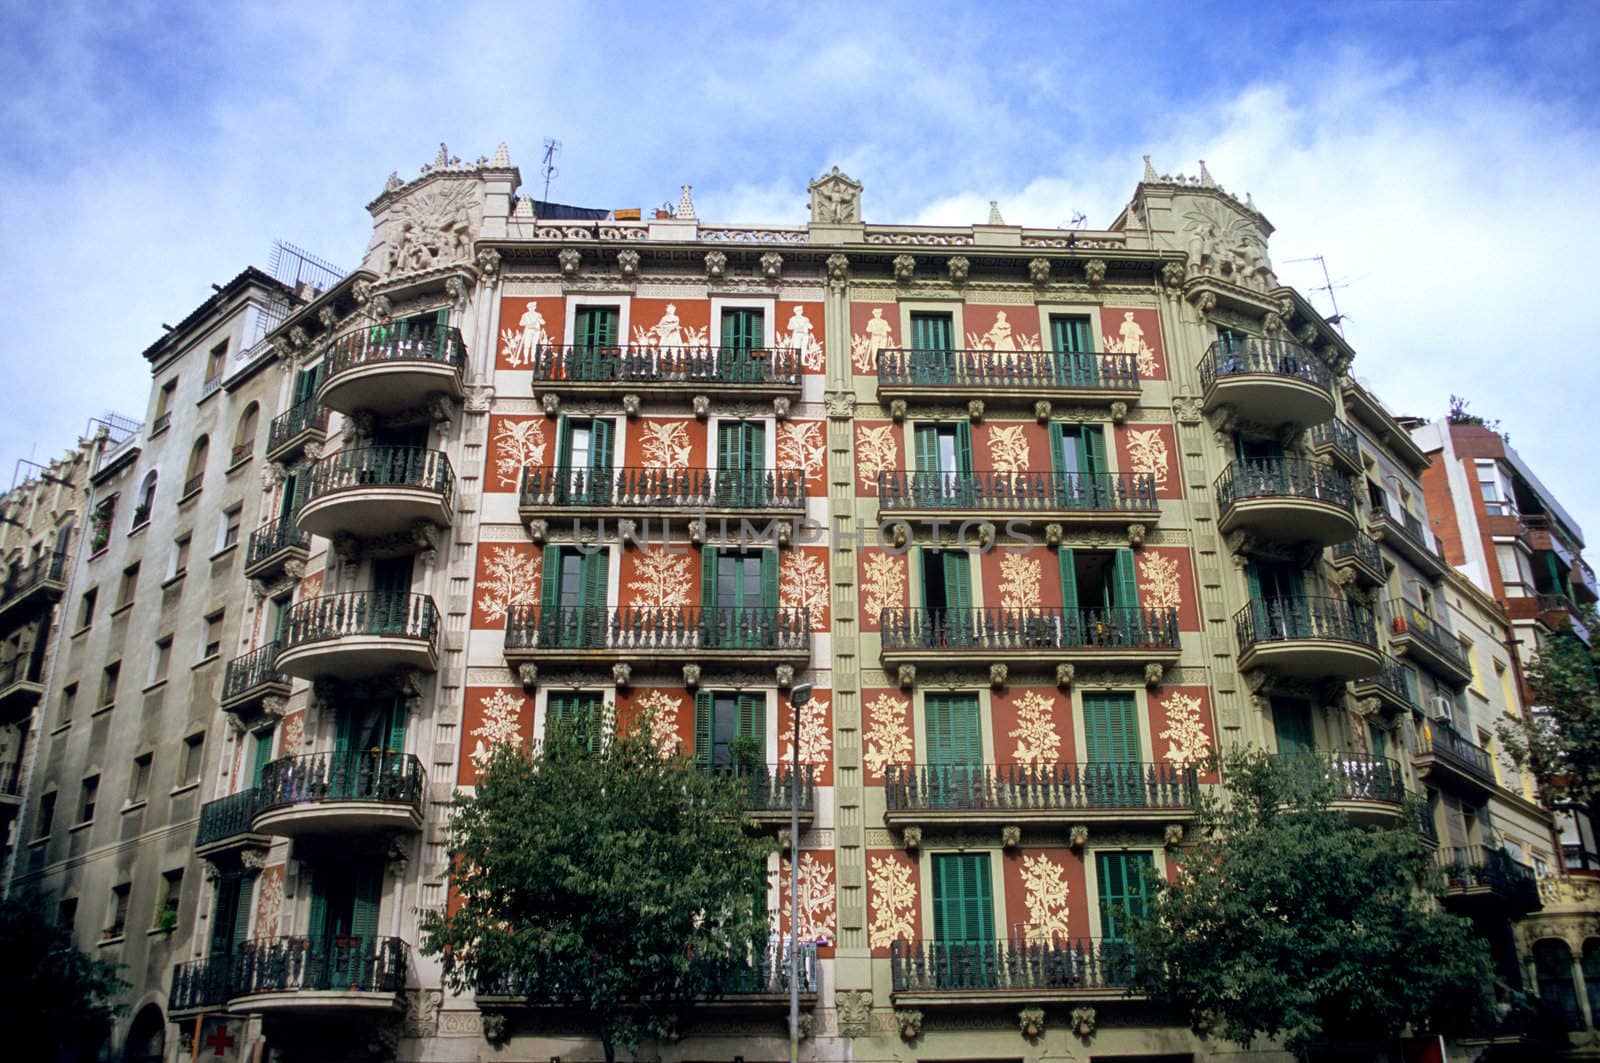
[1127,750,1493,1056]
[420,709,774,1062]
[0,891,127,1061]
[1500,603,1600,826]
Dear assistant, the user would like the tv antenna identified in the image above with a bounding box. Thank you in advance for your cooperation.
[1069,211,1088,229]
[540,139,561,202]
[1284,254,1351,337]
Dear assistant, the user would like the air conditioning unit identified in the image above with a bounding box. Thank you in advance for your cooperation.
[1430,695,1456,725]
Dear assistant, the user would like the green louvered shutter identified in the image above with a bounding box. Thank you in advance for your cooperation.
[933,853,994,988]
[1059,548,1080,644]
[210,877,240,958]
[385,697,407,755]
[580,548,608,647]
[591,418,614,503]
[306,871,327,946]
[351,865,381,946]
[694,691,713,767]
[925,692,982,809]
[1401,666,1422,710]
[251,730,273,789]
[334,708,355,757]
[760,549,779,645]
[943,551,971,646]
[1050,315,1095,386]
[232,874,255,950]
[910,313,954,384]
[738,692,764,743]
[1111,547,1140,615]
[1097,851,1153,941]
[1272,697,1315,756]
[554,415,573,502]
[1084,692,1140,806]
[539,544,562,644]
[1082,425,1107,498]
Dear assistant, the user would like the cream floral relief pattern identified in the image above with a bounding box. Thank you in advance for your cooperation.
[1125,428,1170,488]
[477,547,541,624]
[254,865,285,938]
[864,693,913,776]
[1020,854,1072,945]
[780,695,832,774]
[777,421,826,483]
[988,424,1031,475]
[627,549,692,610]
[1158,692,1210,772]
[868,856,917,948]
[471,688,527,768]
[998,553,1042,610]
[861,553,905,621]
[781,853,837,945]
[781,552,829,631]
[492,419,548,490]
[633,689,683,756]
[638,421,692,472]
[855,424,899,491]
[1009,691,1062,766]
[1138,553,1182,612]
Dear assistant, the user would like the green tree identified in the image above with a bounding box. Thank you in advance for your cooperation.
[0,891,127,1061]
[1499,603,1600,831]
[1126,750,1493,1057]
[420,709,773,1063]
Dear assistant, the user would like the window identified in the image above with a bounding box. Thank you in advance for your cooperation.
[573,305,620,351]
[232,402,259,463]
[132,471,156,528]
[1478,727,1502,784]
[77,587,97,629]
[911,421,973,506]
[59,683,77,726]
[547,691,606,752]
[694,691,764,768]
[1476,460,1516,517]
[105,883,130,938]
[931,852,995,986]
[98,662,120,708]
[200,613,223,661]
[1061,547,1142,634]
[183,436,209,497]
[129,753,152,804]
[37,791,55,836]
[906,311,956,384]
[154,869,182,928]
[1534,939,1583,1030]
[1464,637,1483,692]
[56,896,76,931]
[169,536,190,580]
[1049,314,1100,386]
[204,340,228,390]
[924,693,983,802]
[554,416,615,504]
[152,379,177,432]
[537,546,609,648]
[1097,851,1155,941]
[1271,696,1315,756]
[700,546,777,648]
[919,548,973,644]
[149,637,172,685]
[217,506,241,552]
[1051,422,1110,506]
[117,563,139,610]
[181,734,205,786]
[78,775,99,824]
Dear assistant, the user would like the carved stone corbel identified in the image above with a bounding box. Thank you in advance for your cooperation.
[1071,1006,1097,1038]
[1018,1007,1045,1039]
[903,826,922,852]
[775,665,795,689]
[260,696,287,719]
[517,663,538,691]
[1110,400,1128,425]
[1034,400,1051,424]
[989,663,1008,689]
[621,394,641,418]
[444,275,468,309]
[1070,824,1089,849]
[692,395,710,420]
[617,519,638,547]
[1056,662,1075,688]
[1165,823,1184,849]
[888,522,909,548]
[776,521,793,547]
[888,398,907,423]
[427,394,456,430]
[332,532,362,566]
[1162,260,1187,288]
[1127,523,1146,548]
[612,663,631,688]
[897,664,916,689]
[1192,290,1217,320]
[1084,258,1107,286]
[1001,825,1022,850]
[1045,523,1064,548]
[616,249,640,278]
[704,250,727,279]
[682,664,701,689]
[892,254,916,283]
[773,397,791,422]
[947,256,970,285]
[760,251,783,280]
[557,248,581,276]
[688,519,705,545]
[967,399,984,423]
[1027,258,1051,285]
[896,1008,924,1043]
[826,253,849,292]
[528,519,548,545]
[1173,396,1204,424]
[1145,662,1165,688]
[240,848,268,871]
[540,392,560,417]
[475,248,501,282]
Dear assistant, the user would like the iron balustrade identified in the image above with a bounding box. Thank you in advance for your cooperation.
[324,323,466,382]
[1,550,68,602]
[196,788,261,847]
[890,937,1136,992]
[283,592,440,652]
[1308,419,1361,464]
[150,412,172,436]
[478,941,817,1001]
[1373,506,1445,561]
[267,399,328,453]
[1331,535,1383,574]
[525,343,801,386]
[1536,592,1575,614]
[883,762,1196,813]
[231,935,409,997]
[520,466,806,511]
[1198,336,1332,394]
[1234,596,1378,654]
[180,473,205,498]
[1412,802,1440,846]
[246,517,309,570]
[878,606,1180,653]
[1437,846,1540,907]
[304,446,455,507]
[1386,598,1469,671]
[170,958,231,1011]
[877,469,1157,513]
[221,642,289,703]
[0,758,22,797]
[877,348,1139,391]
[1215,457,1354,513]
[707,762,815,813]
[1359,655,1415,708]
[1267,752,1405,804]
[1415,720,1496,783]
[256,751,425,817]
[504,605,810,653]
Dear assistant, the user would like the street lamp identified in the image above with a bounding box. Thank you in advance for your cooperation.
[786,682,813,1063]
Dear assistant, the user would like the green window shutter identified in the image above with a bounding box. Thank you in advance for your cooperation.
[1084,693,1139,765]
[913,425,938,475]
[1245,560,1265,606]
[716,422,739,475]
[1081,425,1107,476]
[578,307,618,348]
[925,693,981,766]
[580,548,608,614]
[942,551,972,615]
[1097,852,1154,940]
[760,549,778,611]
[721,309,761,353]
[555,414,573,485]
[251,731,273,789]
[1058,548,1080,611]
[232,874,256,949]
[1272,697,1314,755]
[737,692,765,741]
[334,708,355,756]
[955,421,973,475]
[1050,316,1091,353]
[540,545,562,614]
[1049,423,1068,476]
[385,697,407,754]
[701,546,719,608]
[911,313,953,351]
[1111,549,1140,610]
[210,877,240,957]
[351,865,382,944]
[932,853,993,945]
[744,420,765,476]
[694,691,712,767]
[1401,666,1422,708]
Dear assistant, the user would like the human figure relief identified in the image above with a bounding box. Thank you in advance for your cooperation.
[786,306,813,355]
[852,307,895,373]
[1117,312,1144,355]
[650,304,684,348]
[517,302,548,358]
[983,311,1017,352]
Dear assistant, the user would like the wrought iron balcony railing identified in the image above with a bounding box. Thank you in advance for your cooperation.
[520,466,806,511]
[1216,458,1354,512]
[221,642,289,704]
[504,605,811,654]
[282,592,440,652]
[1372,506,1446,561]
[1308,419,1361,465]
[170,958,231,1012]
[1437,846,1540,908]
[478,942,817,1001]
[877,470,1157,513]
[1356,655,1416,709]
[1267,752,1405,805]
[1331,535,1383,574]
[707,763,815,813]
[196,788,262,847]
[1,550,68,603]
[232,935,409,997]
[305,446,455,506]
[525,344,801,387]
[325,323,466,381]
[1199,336,1332,394]
[1234,596,1378,654]
[883,762,1197,813]
[246,516,309,570]
[256,751,425,818]
[1415,721,1496,784]
[1386,598,1469,671]
[890,937,1136,993]
[879,606,1179,653]
[266,399,328,454]
[877,348,1139,391]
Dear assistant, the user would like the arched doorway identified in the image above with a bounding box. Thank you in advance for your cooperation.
[122,1004,164,1063]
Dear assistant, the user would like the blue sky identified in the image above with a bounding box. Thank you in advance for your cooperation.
[3,1,1597,535]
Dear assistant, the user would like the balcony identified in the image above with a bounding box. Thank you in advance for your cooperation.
[0,655,44,720]
[889,938,1135,1003]
[503,605,811,668]
[244,516,310,581]
[219,642,292,716]
[476,942,817,1009]
[0,758,23,806]
[882,762,1196,827]
[0,550,67,624]
[1369,507,1450,580]
[297,447,454,541]
[1350,656,1417,715]
[253,751,425,837]
[526,344,803,400]
[877,606,1180,669]
[1234,597,1380,680]
[1308,419,1362,474]
[876,348,1140,408]
[519,466,806,528]
[1521,513,1575,566]
[1268,752,1406,823]
[876,470,1158,524]
[1216,458,1358,546]
[1385,599,1473,686]
[265,399,328,463]
[1330,534,1386,587]
[1507,592,1587,640]
[1413,720,1497,796]
[230,936,409,1013]
[317,323,466,416]
[169,958,231,1016]
[1437,846,1541,915]
[711,763,814,828]
[194,789,271,858]
[276,592,440,680]
[1198,337,1335,428]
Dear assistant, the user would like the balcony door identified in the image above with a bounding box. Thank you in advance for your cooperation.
[924,692,982,808]
[249,729,274,790]
[931,852,995,987]
[336,698,407,760]
[1084,692,1142,805]
[1049,422,1108,508]
[1247,560,1304,639]
[909,312,955,384]
[546,690,605,751]
[539,546,609,648]
[308,862,383,989]
[919,548,972,646]
[1049,314,1097,387]
[209,872,254,959]
[700,547,777,648]
[1271,696,1315,756]
[370,556,414,634]
[695,690,765,771]
[291,364,322,410]
[1060,548,1140,644]
[556,416,614,505]
[912,422,972,507]
[719,308,765,382]
[573,305,620,380]
[1096,851,1153,974]
[715,420,767,507]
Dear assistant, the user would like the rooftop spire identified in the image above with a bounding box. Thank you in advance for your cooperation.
[677,184,696,219]
[1143,155,1158,182]
[987,200,1005,225]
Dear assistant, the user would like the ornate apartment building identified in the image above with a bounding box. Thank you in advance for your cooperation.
[7,145,1598,1062]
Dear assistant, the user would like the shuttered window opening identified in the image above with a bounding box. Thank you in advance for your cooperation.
[555,416,614,505]
[547,690,605,751]
[694,690,766,768]
[1096,850,1155,941]
[909,312,956,384]
[540,546,609,648]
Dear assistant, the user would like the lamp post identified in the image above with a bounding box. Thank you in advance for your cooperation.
[786,682,812,1063]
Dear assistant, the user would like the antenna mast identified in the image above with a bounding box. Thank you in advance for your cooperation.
[1285,254,1350,337]
[540,139,561,203]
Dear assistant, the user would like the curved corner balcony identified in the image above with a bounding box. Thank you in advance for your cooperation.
[519,466,806,526]
[526,344,803,399]
[0,550,68,626]
[252,751,425,837]
[296,447,454,541]
[244,516,310,581]
[878,606,1180,669]
[317,323,465,416]
[1330,534,1386,588]
[1235,597,1380,680]
[1216,458,1358,546]
[503,605,811,668]
[264,399,328,463]
[1268,752,1406,824]
[876,348,1141,408]
[227,935,409,1014]
[219,641,291,717]
[276,592,439,679]
[1199,337,1334,428]
[876,469,1158,524]
[883,761,1196,827]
